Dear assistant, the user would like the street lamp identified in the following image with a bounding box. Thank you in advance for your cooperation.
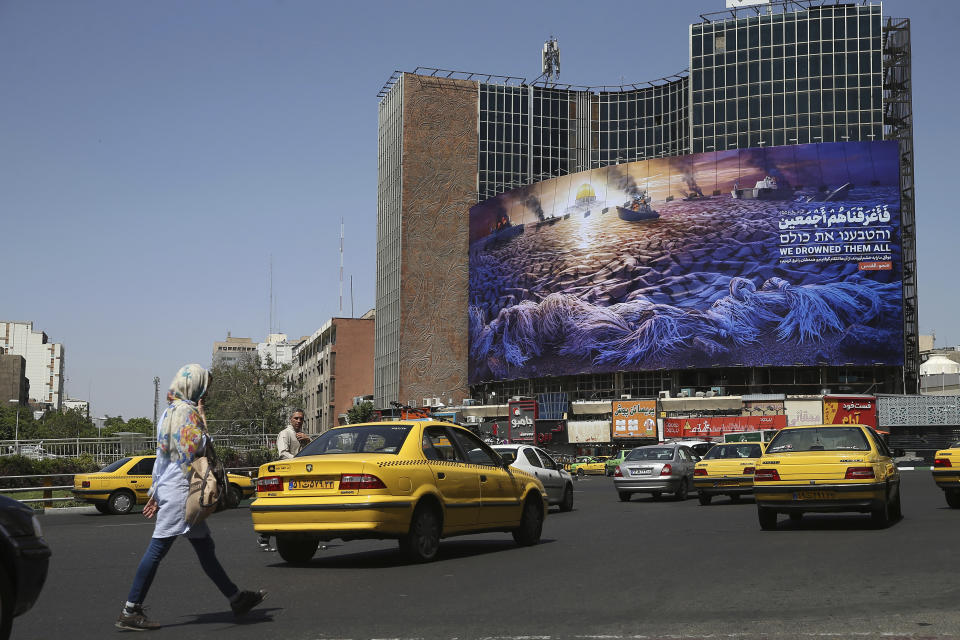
[7,400,19,450]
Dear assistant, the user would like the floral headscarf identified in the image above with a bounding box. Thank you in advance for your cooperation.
[157,364,210,475]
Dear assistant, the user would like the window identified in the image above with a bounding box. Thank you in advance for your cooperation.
[536,449,559,471]
[101,457,132,473]
[300,425,412,456]
[129,458,155,476]
[523,448,543,468]
[766,427,869,453]
[449,429,501,466]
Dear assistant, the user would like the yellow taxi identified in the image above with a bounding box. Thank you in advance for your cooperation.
[566,456,608,477]
[251,421,548,565]
[693,441,764,505]
[932,442,960,507]
[753,424,901,529]
[72,455,255,515]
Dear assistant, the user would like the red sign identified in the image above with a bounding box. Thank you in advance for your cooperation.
[823,396,877,428]
[507,399,538,442]
[663,415,787,438]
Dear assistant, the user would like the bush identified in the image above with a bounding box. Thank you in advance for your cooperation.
[0,455,101,489]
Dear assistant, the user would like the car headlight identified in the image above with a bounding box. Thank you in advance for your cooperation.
[31,514,44,540]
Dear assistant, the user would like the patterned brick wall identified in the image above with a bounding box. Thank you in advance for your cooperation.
[399,74,478,406]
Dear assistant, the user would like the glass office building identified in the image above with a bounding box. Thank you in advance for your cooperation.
[375,0,916,409]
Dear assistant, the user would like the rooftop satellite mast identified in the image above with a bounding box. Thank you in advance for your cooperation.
[542,36,560,83]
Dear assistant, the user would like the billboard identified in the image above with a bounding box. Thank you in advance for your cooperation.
[611,400,658,439]
[469,141,903,384]
[785,398,824,426]
[823,395,877,428]
[507,399,537,442]
[567,420,611,444]
[664,415,787,438]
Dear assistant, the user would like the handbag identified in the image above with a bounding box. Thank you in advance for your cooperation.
[185,436,228,526]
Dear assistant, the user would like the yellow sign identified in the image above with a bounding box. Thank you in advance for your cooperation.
[611,400,657,439]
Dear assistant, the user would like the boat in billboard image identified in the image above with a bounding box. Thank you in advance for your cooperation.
[615,191,660,222]
[467,141,905,384]
[731,175,794,200]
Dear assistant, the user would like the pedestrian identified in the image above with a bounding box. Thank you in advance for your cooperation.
[115,364,266,631]
[276,409,309,460]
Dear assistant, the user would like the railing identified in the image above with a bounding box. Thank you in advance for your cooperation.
[0,467,262,510]
[0,435,275,466]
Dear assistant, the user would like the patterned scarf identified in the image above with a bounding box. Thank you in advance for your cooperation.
[157,364,209,475]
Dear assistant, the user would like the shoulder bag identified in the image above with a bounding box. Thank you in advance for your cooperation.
[185,436,228,526]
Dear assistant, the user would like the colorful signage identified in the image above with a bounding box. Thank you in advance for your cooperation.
[611,400,658,439]
[468,141,903,384]
[664,415,787,438]
[507,399,538,442]
[823,396,877,428]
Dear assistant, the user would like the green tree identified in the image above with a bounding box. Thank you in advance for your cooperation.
[205,354,303,433]
[34,409,96,439]
[346,401,375,424]
[101,416,154,436]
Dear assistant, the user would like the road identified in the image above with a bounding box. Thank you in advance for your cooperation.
[17,470,960,639]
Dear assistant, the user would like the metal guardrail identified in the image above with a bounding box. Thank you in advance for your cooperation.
[0,467,262,509]
[0,436,274,466]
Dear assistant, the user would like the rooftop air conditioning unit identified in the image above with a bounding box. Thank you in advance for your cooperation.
[677,390,689,398]
[620,394,632,400]
[820,388,831,395]
[704,390,716,398]
[658,390,671,399]
[695,391,706,398]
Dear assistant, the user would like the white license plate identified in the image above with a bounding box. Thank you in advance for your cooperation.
[632,468,652,476]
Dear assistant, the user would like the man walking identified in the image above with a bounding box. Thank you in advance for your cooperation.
[277,409,309,459]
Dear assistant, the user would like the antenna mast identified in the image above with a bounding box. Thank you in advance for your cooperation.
[542,36,560,83]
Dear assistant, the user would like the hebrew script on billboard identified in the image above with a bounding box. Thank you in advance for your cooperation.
[468,141,903,384]
[611,400,657,439]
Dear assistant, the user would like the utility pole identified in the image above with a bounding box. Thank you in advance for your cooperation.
[153,377,160,426]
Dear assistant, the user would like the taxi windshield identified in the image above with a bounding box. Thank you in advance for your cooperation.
[766,427,870,453]
[298,425,412,456]
[702,444,763,460]
[625,447,675,461]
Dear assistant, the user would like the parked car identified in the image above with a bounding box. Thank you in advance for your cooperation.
[251,421,548,565]
[72,455,255,515]
[613,444,698,501]
[932,442,960,507]
[0,494,51,639]
[693,442,764,505]
[492,444,574,511]
[604,450,632,476]
[665,439,715,458]
[754,424,901,529]
[566,456,607,477]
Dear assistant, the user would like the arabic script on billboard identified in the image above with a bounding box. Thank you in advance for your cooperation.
[611,400,657,439]
[664,415,787,438]
[823,396,877,428]
[468,141,903,384]
[507,399,537,443]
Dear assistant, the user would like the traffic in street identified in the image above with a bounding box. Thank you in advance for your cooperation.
[18,468,960,639]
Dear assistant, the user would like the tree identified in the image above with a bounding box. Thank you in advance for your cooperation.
[33,409,96,439]
[346,401,375,425]
[204,354,303,433]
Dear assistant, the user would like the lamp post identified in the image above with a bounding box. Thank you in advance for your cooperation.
[7,400,19,452]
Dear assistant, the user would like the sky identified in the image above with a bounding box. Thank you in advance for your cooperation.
[1,0,955,420]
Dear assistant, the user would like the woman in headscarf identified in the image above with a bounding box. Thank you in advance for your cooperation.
[116,364,266,631]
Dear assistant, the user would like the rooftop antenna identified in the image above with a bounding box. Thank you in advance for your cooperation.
[542,36,560,83]
[339,217,344,316]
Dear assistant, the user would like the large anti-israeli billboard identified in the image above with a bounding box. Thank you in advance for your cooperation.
[468,141,902,384]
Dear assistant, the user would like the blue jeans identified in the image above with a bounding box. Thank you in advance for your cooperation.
[127,535,238,605]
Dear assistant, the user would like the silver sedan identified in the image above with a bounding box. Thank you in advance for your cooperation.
[613,444,698,502]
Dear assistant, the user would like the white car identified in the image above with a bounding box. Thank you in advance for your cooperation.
[664,439,715,459]
[493,444,574,512]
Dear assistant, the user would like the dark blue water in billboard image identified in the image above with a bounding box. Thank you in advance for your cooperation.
[468,141,903,384]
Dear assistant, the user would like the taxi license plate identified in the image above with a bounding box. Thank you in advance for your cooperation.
[717,481,740,487]
[793,490,836,501]
[289,479,335,490]
[632,468,652,476]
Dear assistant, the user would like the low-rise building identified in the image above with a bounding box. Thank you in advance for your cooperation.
[211,334,258,366]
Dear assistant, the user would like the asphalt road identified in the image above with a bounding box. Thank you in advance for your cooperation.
[16,470,960,640]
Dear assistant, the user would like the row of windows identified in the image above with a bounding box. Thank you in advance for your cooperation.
[694,90,882,123]
[693,10,881,52]
[692,125,884,153]
[695,37,884,67]
[694,55,880,89]
[695,75,883,102]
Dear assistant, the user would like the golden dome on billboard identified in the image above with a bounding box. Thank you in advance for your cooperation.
[575,183,597,203]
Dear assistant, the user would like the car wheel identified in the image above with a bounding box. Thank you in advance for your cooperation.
[94,503,109,514]
[276,535,320,565]
[559,484,574,512]
[577,469,584,479]
[226,484,243,509]
[871,492,891,528]
[618,491,631,502]
[674,478,689,501]
[788,512,803,522]
[945,489,960,509]
[651,492,662,501]
[0,565,13,640]
[400,504,442,562]
[698,492,712,506]
[512,495,544,546]
[758,506,777,530]
[107,490,135,515]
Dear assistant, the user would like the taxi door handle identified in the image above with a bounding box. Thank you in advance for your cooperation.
[130,480,137,484]
[437,472,445,480]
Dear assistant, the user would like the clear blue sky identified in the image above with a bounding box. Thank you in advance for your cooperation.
[1,0,954,420]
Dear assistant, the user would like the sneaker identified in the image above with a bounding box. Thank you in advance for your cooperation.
[115,605,161,631]
[230,589,267,617]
